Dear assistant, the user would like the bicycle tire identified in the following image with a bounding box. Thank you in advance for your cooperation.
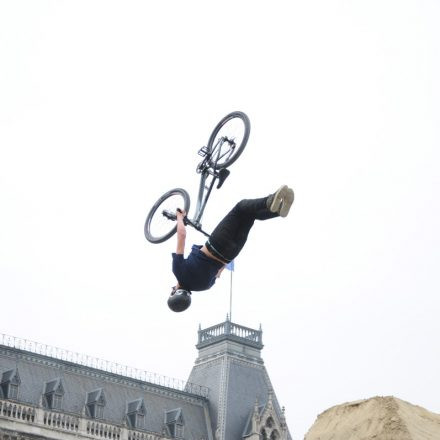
[144,188,190,244]
[207,111,251,170]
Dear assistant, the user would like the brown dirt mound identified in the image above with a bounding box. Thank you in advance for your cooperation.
[304,396,440,440]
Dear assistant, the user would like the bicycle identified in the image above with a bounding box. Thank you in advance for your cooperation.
[144,111,251,244]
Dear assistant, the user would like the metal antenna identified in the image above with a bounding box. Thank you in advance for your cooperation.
[229,265,233,321]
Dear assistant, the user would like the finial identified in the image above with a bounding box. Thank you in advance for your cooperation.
[198,323,201,331]
[226,313,230,321]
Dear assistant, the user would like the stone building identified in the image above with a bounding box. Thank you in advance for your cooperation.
[0,319,291,440]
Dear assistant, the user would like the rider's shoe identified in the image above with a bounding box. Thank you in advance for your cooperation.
[279,188,294,217]
[267,185,288,213]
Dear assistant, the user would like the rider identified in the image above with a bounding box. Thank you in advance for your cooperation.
[168,185,294,312]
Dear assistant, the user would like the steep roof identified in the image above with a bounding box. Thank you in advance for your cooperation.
[0,343,211,439]
[188,320,291,440]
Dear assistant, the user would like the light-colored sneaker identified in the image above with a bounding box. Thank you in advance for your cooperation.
[268,185,288,213]
[279,187,294,217]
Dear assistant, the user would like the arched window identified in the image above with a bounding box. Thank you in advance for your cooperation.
[266,417,274,428]
[260,427,268,440]
[270,429,280,440]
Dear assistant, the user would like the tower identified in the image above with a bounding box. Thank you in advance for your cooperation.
[188,318,290,440]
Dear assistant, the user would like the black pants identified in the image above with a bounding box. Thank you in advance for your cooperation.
[206,196,278,263]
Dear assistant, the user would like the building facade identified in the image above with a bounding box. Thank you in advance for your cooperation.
[0,319,291,440]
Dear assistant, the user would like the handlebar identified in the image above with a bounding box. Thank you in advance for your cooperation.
[162,210,210,237]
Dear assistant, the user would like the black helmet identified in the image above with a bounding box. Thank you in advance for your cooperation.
[168,288,191,312]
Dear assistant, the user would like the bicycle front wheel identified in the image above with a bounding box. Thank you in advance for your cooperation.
[207,111,250,169]
[144,188,190,244]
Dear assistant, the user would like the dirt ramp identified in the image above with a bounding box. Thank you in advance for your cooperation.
[304,396,440,440]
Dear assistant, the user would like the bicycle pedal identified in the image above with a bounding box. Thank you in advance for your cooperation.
[217,168,230,189]
[198,146,209,157]
[162,210,177,221]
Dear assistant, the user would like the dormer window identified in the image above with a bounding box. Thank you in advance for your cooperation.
[86,389,106,419]
[126,398,146,429]
[1,369,21,400]
[165,408,184,439]
[44,378,65,410]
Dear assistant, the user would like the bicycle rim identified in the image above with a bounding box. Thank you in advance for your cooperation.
[207,111,250,169]
[144,188,190,244]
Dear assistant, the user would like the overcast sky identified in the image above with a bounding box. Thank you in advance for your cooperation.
[1,1,439,439]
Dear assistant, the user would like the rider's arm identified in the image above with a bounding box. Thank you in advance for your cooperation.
[176,210,186,255]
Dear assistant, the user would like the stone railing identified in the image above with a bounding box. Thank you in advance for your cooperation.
[0,399,165,440]
[127,430,164,440]
[197,320,263,349]
[0,400,36,422]
[0,333,208,399]
[86,420,121,439]
[44,411,79,432]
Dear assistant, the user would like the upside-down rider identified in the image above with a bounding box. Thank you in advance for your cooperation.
[168,185,294,312]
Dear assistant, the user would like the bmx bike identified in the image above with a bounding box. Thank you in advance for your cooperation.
[144,111,251,244]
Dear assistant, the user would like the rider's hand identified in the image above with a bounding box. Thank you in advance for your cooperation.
[176,209,186,221]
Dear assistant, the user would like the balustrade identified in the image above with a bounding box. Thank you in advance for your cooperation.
[87,420,121,440]
[43,411,79,431]
[0,400,35,422]
[198,320,263,347]
[0,399,169,440]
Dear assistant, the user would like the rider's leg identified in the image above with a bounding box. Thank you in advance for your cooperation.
[206,195,279,262]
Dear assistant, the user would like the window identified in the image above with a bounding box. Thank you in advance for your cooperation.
[88,401,104,419]
[175,424,184,438]
[95,404,104,419]
[1,369,20,401]
[135,413,145,429]
[165,408,184,439]
[44,379,64,410]
[86,389,106,420]
[126,398,146,430]
[8,384,18,399]
[52,393,63,409]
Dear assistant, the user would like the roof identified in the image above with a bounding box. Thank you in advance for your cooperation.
[0,344,211,439]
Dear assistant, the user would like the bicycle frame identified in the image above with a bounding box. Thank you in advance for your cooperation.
[190,137,235,233]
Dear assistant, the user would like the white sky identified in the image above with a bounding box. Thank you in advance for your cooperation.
[1,1,439,438]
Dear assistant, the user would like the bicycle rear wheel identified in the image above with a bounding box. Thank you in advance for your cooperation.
[207,111,250,169]
[144,188,190,244]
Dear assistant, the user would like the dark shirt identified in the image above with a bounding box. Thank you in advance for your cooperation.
[172,244,224,291]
